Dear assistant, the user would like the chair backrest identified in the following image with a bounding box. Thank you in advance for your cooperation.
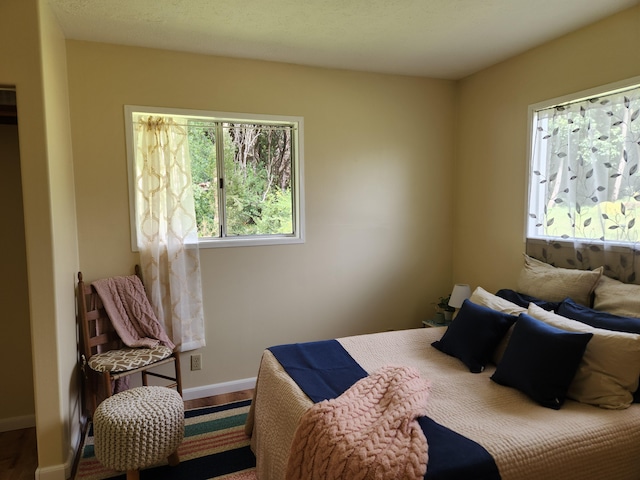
[77,271,123,361]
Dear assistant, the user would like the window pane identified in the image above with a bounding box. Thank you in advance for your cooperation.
[126,106,303,248]
[189,121,220,238]
[223,123,294,237]
[528,86,640,244]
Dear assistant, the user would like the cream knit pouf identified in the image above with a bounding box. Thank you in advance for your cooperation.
[93,386,184,480]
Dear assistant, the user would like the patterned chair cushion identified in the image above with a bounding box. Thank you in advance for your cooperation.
[88,345,173,373]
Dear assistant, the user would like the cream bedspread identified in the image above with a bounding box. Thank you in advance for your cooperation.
[246,328,640,480]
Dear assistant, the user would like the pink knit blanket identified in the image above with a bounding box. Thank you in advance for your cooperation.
[92,275,175,350]
[285,365,430,480]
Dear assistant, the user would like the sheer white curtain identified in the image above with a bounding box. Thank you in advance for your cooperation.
[133,116,206,351]
[527,86,640,284]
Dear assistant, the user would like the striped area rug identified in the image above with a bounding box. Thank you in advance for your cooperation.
[75,399,256,480]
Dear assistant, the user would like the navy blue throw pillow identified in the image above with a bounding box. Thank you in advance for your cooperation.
[491,313,592,410]
[432,299,517,373]
[495,289,560,311]
[557,298,640,334]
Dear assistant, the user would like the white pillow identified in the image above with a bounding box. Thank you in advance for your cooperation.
[470,286,527,316]
[594,275,640,319]
[527,303,640,409]
[517,254,602,306]
[469,286,525,364]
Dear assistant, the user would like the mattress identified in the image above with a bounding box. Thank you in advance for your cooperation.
[245,327,640,479]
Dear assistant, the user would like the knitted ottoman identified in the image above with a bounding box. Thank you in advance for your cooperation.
[93,386,184,480]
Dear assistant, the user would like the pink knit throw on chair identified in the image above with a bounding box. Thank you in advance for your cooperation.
[92,275,175,350]
[286,365,430,480]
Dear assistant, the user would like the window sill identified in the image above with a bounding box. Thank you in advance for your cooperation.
[197,235,305,249]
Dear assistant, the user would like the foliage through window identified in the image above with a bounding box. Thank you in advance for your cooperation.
[126,107,304,248]
[527,83,640,245]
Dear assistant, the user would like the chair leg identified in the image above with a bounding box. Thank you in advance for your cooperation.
[168,450,180,467]
[126,470,139,480]
[103,371,113,398]
[173,353,183,397]
[87,372,98,418]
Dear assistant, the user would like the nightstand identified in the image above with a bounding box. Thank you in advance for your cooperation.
[422,318,449,328]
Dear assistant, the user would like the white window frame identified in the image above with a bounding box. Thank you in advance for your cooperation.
[124,105,305,250]
[525,76,640,245]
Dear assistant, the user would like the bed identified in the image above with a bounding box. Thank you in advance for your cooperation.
[245,256,640,479]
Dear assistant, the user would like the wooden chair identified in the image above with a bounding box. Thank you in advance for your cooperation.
[77,266,182,417]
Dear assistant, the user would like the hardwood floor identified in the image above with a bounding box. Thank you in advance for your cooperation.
[183,389,254,409]
[0,389,254,480]
[0,427,37,480]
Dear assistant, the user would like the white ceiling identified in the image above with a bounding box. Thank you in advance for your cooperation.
[47,0,638,79]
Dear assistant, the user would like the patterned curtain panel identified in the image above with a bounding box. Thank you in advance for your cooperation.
[133,116,206,351]
[527,85,640,285]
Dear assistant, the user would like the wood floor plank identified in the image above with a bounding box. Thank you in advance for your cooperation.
[183,389,254,409]
[0,427,37,480]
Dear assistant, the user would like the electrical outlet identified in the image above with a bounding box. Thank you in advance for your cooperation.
[190,353,202,371]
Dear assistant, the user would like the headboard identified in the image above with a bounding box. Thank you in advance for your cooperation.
[526,238,640,285]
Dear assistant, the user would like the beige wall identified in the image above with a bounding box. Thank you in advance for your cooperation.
[66,41,457,389]
[0,124,34,422]
[454,5,640,293]
[0,1,79,478]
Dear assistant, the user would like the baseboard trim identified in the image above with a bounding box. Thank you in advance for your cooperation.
[35,463,63,480]
[0,414,35,432]
[182,377,256,401]
[35,460,67,480]
[35,416,96,480]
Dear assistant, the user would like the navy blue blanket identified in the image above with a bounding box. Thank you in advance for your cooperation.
[269,339,501,480]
